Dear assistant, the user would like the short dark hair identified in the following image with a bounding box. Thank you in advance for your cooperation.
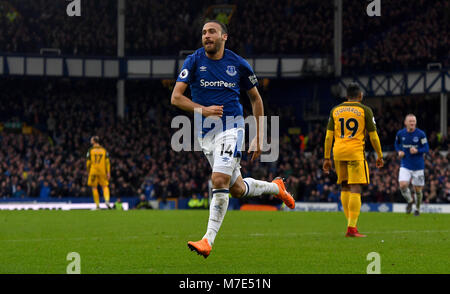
[203,19,228,34]
[346,82,361,99]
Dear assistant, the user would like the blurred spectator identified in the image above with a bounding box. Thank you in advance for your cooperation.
[135,194,153,209]
[188,193,207,209]
[326,185,340,203]
[141,176,155,199]
[39,181,51,199]
[12,184,25,198]
[114,197,123,210]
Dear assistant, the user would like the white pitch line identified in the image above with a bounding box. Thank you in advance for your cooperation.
[1,230,448,243]
[250,229,450,237]
[0,235,140,243]
[365,230,450,234]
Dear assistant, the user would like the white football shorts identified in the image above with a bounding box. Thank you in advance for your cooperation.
[198,127,244,186]
[398,167,425,186]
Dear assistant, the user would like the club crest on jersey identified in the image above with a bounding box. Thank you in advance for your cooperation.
[413,137,419,143]
[226,65,237,76]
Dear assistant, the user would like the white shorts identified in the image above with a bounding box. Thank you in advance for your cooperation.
[399,167,425,186]
[198,128,244,186]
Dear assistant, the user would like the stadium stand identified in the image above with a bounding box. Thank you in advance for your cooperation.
[1,0,448,70]
[0,79,448,204]
[342,0,450,73]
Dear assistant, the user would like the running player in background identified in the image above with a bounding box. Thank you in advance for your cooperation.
[86,136,111,210]
[323,83,384,237]
[395,114,429,216]
[171,20,294,258]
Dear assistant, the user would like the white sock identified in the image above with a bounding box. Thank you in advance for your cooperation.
[242,178,279,197]
[203,189,229,246]
[400,187,413,203]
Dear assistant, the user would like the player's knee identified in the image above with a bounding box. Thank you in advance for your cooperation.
[399,182,409,190]
[211,173,231,189]
[349,184,361,194]
[414,186,423,193]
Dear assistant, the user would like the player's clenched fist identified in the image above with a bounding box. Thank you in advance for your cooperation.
[376,157,384,168]
[322,158,332,174]
[201,105,223,117]
[409,147,418,154]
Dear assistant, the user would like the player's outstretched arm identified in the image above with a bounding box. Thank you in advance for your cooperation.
[246,87,264,161]
[171,81,223,117]
[369,131,384,168]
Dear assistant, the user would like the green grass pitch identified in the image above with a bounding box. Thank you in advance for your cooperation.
[0,210,449,274]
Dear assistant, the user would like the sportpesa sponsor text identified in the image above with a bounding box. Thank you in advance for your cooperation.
[200,79,237,88]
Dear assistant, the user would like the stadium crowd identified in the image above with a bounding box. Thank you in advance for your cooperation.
[0,0,448,71]
[0,79,449,205]
[342,0,450,73]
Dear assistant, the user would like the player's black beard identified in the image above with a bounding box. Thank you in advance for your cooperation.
[204,42,221,55]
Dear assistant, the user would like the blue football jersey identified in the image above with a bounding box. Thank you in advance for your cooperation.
[176,48,258,136]
[394,128,429,170]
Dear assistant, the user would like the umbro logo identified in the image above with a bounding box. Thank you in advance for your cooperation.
[200,66,207,72]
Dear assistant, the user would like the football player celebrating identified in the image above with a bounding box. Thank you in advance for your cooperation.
[395,114,429,215]
[171,20,295,258]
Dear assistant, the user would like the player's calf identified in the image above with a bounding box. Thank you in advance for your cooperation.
[414,187,423,215]
[399,185,414,212]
